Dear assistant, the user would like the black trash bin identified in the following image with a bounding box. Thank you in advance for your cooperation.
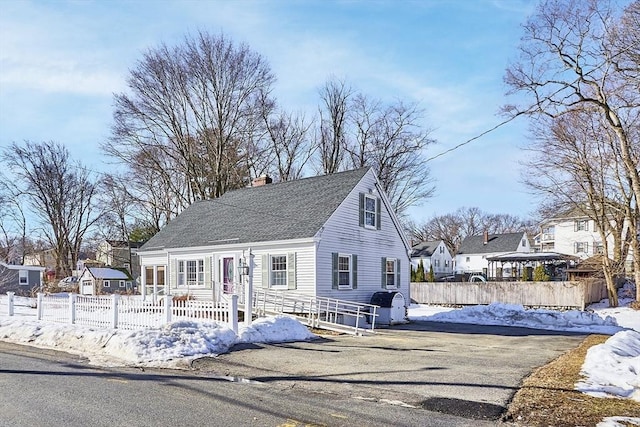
[369,291,406,325]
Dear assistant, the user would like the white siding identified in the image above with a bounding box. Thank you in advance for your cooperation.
[139,241,316,300]
[315,170,409,305]
[410,241,453,276]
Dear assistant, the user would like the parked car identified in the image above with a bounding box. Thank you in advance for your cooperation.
[58,276,79,289]
[469,275,487,283]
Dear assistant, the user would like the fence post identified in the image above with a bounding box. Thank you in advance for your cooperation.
[112,294,120,329]
[164,294,172,324]
[69,293,76,324]
[230,294,239,334]
[37,293,44,320]
[7,292,14,316]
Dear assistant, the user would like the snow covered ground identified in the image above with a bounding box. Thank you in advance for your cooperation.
[0,282,638,412]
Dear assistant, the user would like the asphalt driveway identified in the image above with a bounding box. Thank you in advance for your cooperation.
[192,321,587,422]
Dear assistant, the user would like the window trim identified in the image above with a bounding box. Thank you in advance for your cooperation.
[177,259,206,287]
[574,241,589,253]
[338,253,352,290]
[381,257,400,289]
[270,254,288,289]
[119,280,125,288]
[359,193,381,230]
[261,253,296,290]
[18,270,28,286]
[574,220,588,232]
[103,280,111,288]
[364,194,377,229]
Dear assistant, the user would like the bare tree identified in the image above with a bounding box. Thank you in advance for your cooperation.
[347,94,436,214]
[261,106,316,182]
[523,111,635,305]
[2,141,101,278]
[316,77,352,174]
[0,182,27,264]
[504,0,640,300]
[105,31,276,213]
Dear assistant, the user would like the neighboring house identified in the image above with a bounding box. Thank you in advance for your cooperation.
[95,240,143,280]
[455,231,530,278]
[410,240,453,278]
[535,212,634,271]
[0,261,46,294]
[137,168,410,307]
[23,248,57,268]
[79,267,134,295]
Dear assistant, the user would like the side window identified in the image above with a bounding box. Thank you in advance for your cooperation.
[381,257,400,289]
[262,253,296,290]
[332,253,358,290]
[19,270,28,285]
[104,280,111,288]
[359,193,381,230]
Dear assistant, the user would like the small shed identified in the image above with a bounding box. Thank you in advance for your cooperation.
[79,267,133,295]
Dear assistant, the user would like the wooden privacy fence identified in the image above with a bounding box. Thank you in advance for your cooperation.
[410,279,608,310]
[2,292,239,333]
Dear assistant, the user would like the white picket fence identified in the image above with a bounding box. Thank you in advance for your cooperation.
[2,292,239,333]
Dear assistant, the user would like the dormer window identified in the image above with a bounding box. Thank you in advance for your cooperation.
[359,193,381,230]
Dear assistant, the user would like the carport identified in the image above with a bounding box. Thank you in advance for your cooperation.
[486,252,578,281]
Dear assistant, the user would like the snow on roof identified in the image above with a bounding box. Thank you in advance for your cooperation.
[87,267,130,280]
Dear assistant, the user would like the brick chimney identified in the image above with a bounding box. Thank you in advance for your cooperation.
[483,231,489,245]
[252,175,272,187]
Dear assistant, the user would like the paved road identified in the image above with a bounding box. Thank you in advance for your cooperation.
[0,340,505,427]
[192,321,587,422]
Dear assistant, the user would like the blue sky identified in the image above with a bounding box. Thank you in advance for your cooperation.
[0,0,536,223]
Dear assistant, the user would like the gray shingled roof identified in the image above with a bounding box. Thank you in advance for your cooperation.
[411,240,441,257]
[457,232,525,255]
[141,168,370,251]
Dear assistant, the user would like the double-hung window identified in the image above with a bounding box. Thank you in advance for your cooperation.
[262,253,296,290]
[104,280,111,288]
[574,220,588,232]
[270,255,287,287]
[332,253,357,290]
[359,193,381,230]
[574,242,589,253]
[382,257,400,289]
[18,270,28,285]
[364,195,377,228]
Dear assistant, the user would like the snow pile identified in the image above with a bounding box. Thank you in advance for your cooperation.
[576,329,640,402]
[0,315,316,368]
[409,302,623,334]
[237,315,313,343]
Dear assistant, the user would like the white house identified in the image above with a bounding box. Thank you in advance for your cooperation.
[455,231,530,278]
[410,240,453,278]
[536,212,634,271]
[137,168,410,307]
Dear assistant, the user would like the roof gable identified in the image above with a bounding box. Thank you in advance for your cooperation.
[86,267,132,280]
[457,232,526,255]
[141,168,371,250]
[411,240,442,257]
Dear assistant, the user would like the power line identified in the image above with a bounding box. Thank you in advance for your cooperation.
[424,112,525,163]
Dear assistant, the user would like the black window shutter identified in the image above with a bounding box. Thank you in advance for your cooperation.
[352,254,358,289]
[332,252,339,289]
